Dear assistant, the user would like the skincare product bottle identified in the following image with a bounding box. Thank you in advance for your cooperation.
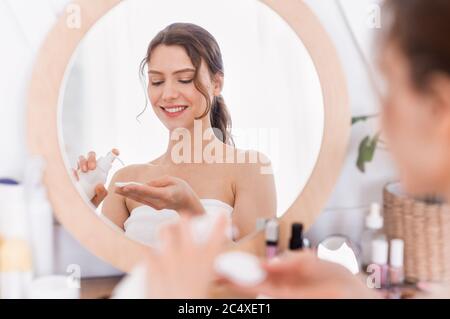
[389,239,404,285]
[265,219,279,259]
[24,157,54,277]
[77,150,118,200]
[387,238,404,299]
[361,203,385,269]
[370,238,389,288]
[0,181,33,299]
[289,223,304,251]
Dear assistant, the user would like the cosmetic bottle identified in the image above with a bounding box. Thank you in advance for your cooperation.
[289,223,305,251]
[361,203,386,270]
[265,219,279,259]
[370,238,389,288]
[77,150,119,200]
[387,239,404,299]
[0,181,33,299]
[389,239,404,285]
[24,157,54,277]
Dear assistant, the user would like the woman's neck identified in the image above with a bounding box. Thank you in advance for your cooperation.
[160,119,225,165]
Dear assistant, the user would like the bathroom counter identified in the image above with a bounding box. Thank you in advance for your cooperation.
[81,276,124,299]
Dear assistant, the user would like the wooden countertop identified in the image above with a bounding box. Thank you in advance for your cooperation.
[80,276,124,299]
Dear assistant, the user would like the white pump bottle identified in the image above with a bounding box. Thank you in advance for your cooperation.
[77,150,119,200]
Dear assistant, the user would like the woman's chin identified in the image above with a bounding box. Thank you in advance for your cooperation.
[163,120,194,133]
[156,114,193,131]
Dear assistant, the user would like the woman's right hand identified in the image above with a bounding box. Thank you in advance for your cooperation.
[73,150,109,207]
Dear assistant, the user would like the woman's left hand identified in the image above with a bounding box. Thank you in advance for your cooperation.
[115,175,206,216]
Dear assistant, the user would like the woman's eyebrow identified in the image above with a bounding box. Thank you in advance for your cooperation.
[148,68,195,75]
[173,68,195,75]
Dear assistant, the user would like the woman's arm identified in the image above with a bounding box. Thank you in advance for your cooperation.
[101,168,130,230]
[232,151,277,240]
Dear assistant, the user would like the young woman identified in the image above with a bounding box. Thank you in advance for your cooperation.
[143,0,450,298]
[76,23,277,243]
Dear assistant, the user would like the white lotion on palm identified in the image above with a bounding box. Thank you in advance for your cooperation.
[114,182,144,188]
[77,150,118,200]
[214,251,266,286]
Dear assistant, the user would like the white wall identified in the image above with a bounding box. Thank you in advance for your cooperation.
[0,0,398,270]
[304,0,398,246]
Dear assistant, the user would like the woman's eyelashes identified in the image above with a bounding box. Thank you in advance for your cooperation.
[179,79,193,84]
[150,78,193,86]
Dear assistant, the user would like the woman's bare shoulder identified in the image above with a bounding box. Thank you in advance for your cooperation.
[111,163,165,182]
[224,146,273,178]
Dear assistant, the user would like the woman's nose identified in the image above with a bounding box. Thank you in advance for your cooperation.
[162,83,179,101]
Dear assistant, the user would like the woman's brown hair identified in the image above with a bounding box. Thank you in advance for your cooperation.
[384,0,450,90]
[139,23,233,145]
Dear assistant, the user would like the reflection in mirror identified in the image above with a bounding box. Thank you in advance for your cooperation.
[59,0,324,246]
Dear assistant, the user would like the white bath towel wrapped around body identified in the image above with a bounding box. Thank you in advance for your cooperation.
[124,199,233,247]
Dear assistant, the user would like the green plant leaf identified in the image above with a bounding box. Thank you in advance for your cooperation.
[356,134,379,173]
[352,116,370,125]
[351,113,380,125]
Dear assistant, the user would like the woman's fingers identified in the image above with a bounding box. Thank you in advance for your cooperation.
[78,155,88,172]
[262,250,314,274]
[216,275,271,297]
[115,187,163,209]
[178,216,194,248]
[204,214,228,255]
[87,151,97,170]
[116,191,150,206]
[116,184,167,202]
[77,151,96,172]
[95,184,108,199]
[159,222,183,257]
[91,184,108,207]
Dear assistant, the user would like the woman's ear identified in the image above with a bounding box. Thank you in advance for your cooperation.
[213,74,224,96]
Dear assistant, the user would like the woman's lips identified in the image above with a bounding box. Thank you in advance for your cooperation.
[160,105,188,118]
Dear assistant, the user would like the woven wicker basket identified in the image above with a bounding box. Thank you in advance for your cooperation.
[383,182,450,283]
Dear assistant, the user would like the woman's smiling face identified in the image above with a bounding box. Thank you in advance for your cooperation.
[147,44,220,132]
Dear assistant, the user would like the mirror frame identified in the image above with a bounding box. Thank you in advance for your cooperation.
[27,0,350,272]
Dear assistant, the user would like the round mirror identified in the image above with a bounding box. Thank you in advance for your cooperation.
[28,0,349,272]
[59,0,323,245]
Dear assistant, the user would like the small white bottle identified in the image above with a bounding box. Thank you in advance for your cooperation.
[24,157,54,278]
[371,238,389,288]
[361,203,386,270]
[389,239,404,285]
[77,150,118,200]
[388,238,404,299]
